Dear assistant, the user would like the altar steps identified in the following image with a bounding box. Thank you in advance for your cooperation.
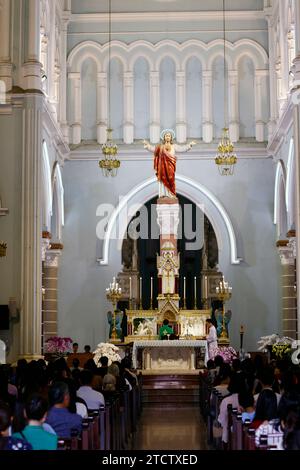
[141,374,200,406]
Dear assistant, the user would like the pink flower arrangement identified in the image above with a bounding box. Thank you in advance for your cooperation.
[45,336,73,354]
[210,345,238,364]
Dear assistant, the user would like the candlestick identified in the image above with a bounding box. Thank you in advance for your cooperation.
[150,276,153,309]
[194,276,197,309]
[183,277,186,309]
[204,276,208,298]
[129,276,132,300]
[139,277,142,309]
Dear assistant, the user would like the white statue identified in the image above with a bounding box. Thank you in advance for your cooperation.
[134,318,156,336]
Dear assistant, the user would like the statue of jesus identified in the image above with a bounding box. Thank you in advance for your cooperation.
[143,129,196,198]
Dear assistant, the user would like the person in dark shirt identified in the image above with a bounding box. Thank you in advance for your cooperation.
[46,382,82,438]
[0,401,32,451]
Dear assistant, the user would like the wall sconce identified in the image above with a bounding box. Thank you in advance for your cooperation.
[0,241,7,257]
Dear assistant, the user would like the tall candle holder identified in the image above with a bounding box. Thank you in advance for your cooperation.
[215,276,232,344]
[183,276,187,309]
[106,277,122,342]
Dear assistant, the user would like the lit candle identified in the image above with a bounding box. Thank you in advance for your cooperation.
[150,277,153,301]
[129,276,132,300]
[194,276,197,297]
[183,276,186,299]
[205,276,208,298]
[140,277,142,302]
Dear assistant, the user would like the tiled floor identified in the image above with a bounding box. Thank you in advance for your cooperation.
[134,407,208,450]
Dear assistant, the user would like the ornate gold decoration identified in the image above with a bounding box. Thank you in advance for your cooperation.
[50,243,64,250]
[215,128,237,176]
[106,277,122,342]
[215,275,232,344]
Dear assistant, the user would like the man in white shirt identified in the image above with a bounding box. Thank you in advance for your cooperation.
[206,319,218,359]
[77,370,105,410]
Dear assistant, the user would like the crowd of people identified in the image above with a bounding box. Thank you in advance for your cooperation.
[0,350,138,451]
[202,355,300,450]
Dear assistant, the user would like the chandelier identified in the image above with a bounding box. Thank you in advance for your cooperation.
[98,0,120,177]
[215,0,237,176]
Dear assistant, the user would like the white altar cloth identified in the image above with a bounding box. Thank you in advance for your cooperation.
[132,340,208,369]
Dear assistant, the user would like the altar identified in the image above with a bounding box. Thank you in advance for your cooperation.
[132,340,208,371]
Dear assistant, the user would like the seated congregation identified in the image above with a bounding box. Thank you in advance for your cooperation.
[0,354,141,451]
[200,355,300,451]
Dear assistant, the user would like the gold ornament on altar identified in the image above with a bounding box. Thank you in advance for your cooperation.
[0,241,7,257]
[106,277,122,342]
[215,0,237,176]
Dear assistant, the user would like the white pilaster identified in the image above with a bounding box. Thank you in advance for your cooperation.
[69,72,81,145]
[0,0,12,90]
[279,0,290,101]
[149,71,160,143]
[293,0,300,84]
[293,99,300,339]
[228,70,239,143]
[255,70,266,142]
[123,71,134,144]
[202,71,213,143]
[176,71,186,143]
[59,13,70,142]
[97,72,108,144]
[23,0,42,90]
[266,15,277,139]
[20,95,44,359]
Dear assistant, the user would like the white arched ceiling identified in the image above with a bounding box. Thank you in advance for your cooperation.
[96,175,242,267]
[286,138,295,230]
[41,141,53,231]
[274,160,288,238]
[51,162,64,241]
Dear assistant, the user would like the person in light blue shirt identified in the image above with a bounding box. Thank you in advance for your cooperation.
[13,394,57,450]
[238,391,256,423]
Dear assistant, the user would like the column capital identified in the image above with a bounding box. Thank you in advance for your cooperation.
[277,241,295,265]
[44,249,62,268]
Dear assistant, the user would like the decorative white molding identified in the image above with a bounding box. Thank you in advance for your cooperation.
[156,203,180,237]
[44,249,62,268]
[68,144,268,162]
[96,174,242,266]
[70,11,266,24]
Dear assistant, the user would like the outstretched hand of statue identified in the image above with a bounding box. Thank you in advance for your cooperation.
[143,140,150,149]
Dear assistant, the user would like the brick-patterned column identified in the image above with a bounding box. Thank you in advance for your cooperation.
[42,245,62,350]
[277,240,297,339]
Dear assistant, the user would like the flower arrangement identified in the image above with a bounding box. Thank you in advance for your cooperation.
[44,336,73,356]
[257,334,294,351]
[93,342,122,366]
[209,345,238,364]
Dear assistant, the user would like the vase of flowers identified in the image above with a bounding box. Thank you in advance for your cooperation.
[93,342,122,366]
[44,336,73,360]
[209,345,238,364]
[257,334,294,361]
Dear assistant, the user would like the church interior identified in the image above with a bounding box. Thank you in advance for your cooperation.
[0,0,300,454]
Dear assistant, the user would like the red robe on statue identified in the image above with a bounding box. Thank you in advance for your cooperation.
[154,145,177,197]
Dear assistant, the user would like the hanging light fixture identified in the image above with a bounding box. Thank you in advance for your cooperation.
[215,0,237,176]
[99,0,120,177]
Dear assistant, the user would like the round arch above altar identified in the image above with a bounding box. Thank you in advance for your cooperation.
[97,175,242,267]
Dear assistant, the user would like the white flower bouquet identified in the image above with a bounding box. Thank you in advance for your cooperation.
[93,342,122,366]
[257,334,294,351]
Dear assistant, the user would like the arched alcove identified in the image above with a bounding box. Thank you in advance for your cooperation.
[274,160,288,239]
[186,57,202,139]
[134,58,150,139]
[238,56,255,138]
[212,56,228,139]
[41,141,52,231]
[81,58,97,141]
[109,58,124,141]
[159,57,176,131]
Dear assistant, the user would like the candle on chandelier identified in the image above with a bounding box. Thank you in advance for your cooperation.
[129,276,132,300]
